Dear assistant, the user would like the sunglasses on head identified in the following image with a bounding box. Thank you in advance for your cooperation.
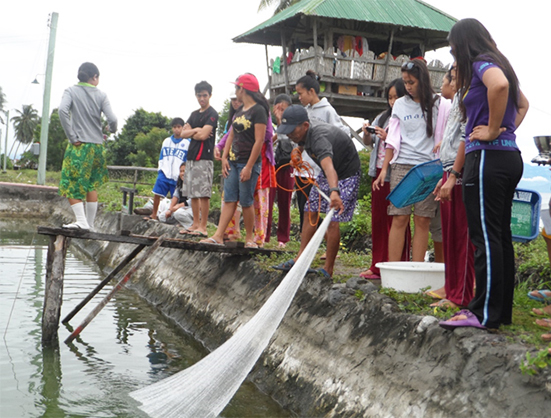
[401,61,415,71]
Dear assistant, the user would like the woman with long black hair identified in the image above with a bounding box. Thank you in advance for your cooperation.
[201,73,269,247]
[360,78,410,280]
[374,59,450,263]
[440,19,529,330]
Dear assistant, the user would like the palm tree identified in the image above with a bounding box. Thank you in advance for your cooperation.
[258,0,299,14]
[0,86,6,124]
[10,104,39,159]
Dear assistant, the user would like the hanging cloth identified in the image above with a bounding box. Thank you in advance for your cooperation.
[273,56,281,74]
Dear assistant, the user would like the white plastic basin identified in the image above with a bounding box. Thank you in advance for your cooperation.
[375,262,445,293]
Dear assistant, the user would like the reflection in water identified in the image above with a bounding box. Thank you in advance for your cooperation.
[40,346,64,418]
[0,221,291,418]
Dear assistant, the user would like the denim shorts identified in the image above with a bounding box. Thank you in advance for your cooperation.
[223,161,261,208]
[152,170,177,198]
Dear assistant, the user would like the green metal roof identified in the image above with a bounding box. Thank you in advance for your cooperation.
[234,0,457,47]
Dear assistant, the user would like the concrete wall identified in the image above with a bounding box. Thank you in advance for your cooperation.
[2,182,550,417]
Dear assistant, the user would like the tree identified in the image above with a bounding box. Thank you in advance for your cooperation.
[32,109,68,171]
[10,104,39,159]
[128,127,170,168]
[0,86,6,124]
[217,99,231,139]
[258,0,299,14]
[105,108,171,166]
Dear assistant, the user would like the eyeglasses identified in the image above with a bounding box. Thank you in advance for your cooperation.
[401,61,415,71]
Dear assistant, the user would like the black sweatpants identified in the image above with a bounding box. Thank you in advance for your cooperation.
[463,149,523,328]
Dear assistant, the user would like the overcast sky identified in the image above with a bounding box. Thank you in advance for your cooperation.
[1,0,549,164]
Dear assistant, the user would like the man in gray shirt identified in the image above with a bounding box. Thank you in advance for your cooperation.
[273,105,360,278]
[59,62,117,230]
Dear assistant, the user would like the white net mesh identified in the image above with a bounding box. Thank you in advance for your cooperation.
[130,208,335,418]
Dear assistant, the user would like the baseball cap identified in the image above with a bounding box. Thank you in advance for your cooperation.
[233,74,259,92]
[276,105,309,135]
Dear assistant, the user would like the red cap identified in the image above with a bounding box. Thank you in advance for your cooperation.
[233,74,259,92]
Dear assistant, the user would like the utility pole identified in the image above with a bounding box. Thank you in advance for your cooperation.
[37,12,58,185]
[3,110,9,173]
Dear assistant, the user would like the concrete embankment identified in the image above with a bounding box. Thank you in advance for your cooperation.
[2,182,550,417]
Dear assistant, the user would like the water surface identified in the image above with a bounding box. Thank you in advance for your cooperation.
[0,219,291,417]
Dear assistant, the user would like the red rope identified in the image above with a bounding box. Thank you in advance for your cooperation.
[274,148,321,226]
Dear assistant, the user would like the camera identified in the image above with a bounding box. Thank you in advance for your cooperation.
[365,126,376,134]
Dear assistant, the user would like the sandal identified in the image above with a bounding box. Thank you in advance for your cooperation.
[272,259,295,271]
[527,290,551,303]
[424,290,445,300]
[359,270,380,280]
[430,298,461,309]
[199,237,223,246]
[245,241,258,249]
[535,318,551,329]
[316,268,332,279]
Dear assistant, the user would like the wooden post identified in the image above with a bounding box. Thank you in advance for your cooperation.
[382,29,395,91]
[313,17,319,75]
[281,31,290,95]
[42,234,69,346]
[264,44,272,98]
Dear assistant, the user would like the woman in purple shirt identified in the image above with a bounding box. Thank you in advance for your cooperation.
[440,19,529,330]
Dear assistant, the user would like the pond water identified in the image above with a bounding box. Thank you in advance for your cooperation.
[0,219,291,418]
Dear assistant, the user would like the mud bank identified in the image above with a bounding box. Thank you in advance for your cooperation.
[2,183,550,417]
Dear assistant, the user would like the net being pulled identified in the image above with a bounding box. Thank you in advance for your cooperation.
[130,208,335,418]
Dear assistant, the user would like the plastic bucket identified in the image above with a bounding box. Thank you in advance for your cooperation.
[376,262,445,293]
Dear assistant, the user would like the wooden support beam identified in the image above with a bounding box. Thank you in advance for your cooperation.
[42,234,69,346]
[64,234,168,344]
[62,244,146,324]
[37,226,285,255]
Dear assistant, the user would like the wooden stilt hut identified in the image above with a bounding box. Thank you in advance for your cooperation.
[233,0,457,120]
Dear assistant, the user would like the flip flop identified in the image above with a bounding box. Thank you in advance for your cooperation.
[359,271,380,280]
[245,242,258,249]
[186,231,208,238]
[272,259,295,271]
[425,290,444,300]
[527,290,551,303]
[199,237,223,246]
[535,318,551,329]
[316,268,332,279]
[430,298,461,309]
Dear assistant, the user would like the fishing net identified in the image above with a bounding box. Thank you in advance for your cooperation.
[130,208,335,418]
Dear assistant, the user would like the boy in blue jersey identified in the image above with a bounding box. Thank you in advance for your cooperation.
[148,117,190,220]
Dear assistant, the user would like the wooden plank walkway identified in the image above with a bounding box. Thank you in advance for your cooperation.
[37,226,286,255]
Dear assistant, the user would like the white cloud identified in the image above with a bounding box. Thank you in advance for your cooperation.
[521,176,549,182]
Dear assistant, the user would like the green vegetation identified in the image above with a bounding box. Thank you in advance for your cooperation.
[105,108,171,166]
[520,346,551,375]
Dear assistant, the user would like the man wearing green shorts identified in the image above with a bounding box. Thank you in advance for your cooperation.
[59,62,117,230]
